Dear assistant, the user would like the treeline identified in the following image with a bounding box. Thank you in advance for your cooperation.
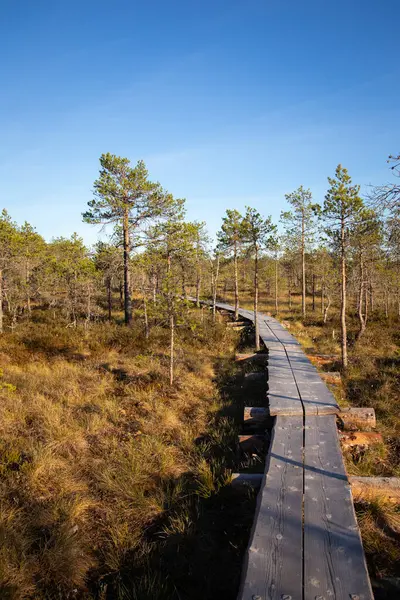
[1,153,399,373]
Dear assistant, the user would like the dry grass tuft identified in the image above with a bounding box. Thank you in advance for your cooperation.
[0,309,252,599]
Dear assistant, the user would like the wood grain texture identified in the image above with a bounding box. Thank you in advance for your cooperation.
[238,416,304,600]
[304,415,373,600]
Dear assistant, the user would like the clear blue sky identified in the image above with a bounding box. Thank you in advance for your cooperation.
[1,0,399,245]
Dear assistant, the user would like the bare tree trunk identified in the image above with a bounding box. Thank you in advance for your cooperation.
[340,218,348,369]
[369,281,374,312]
[321,281,325,315]
[288,276,292,310]
[123,208,132,325]
[254,248,260,351]
[356,254,366,341]
[301,212,306,318]
[234,242,239,320]
[323,294,331,324]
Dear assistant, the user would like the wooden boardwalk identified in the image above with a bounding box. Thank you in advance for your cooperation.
[204,302,373,600]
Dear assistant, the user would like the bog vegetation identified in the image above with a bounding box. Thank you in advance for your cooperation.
[0,152,399,598]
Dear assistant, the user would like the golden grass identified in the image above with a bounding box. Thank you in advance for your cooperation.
[0,310,252,599]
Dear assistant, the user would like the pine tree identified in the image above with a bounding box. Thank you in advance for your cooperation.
[323,165,363,369]
[242,207,276,351]
[281,186,317,318]
[83,153,181,325]
[217,209,246,320]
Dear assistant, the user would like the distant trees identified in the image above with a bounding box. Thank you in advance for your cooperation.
[4,149,400,381]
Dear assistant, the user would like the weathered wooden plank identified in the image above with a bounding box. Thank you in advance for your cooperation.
[238,416,304,600]
[304,415,373,600]
[267,366,304,415]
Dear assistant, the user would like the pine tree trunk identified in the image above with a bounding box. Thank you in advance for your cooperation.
[323,294,331,324]
[212,255,220,322]
[340,217,348,369]
[170,313,174,385]
[302,216,306,318]
[234,241,239,320]
[275,256,279,314]
[254,248,260,351]
[356,254,366,341]
[288,276,292,310]
[123,209,132,325]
